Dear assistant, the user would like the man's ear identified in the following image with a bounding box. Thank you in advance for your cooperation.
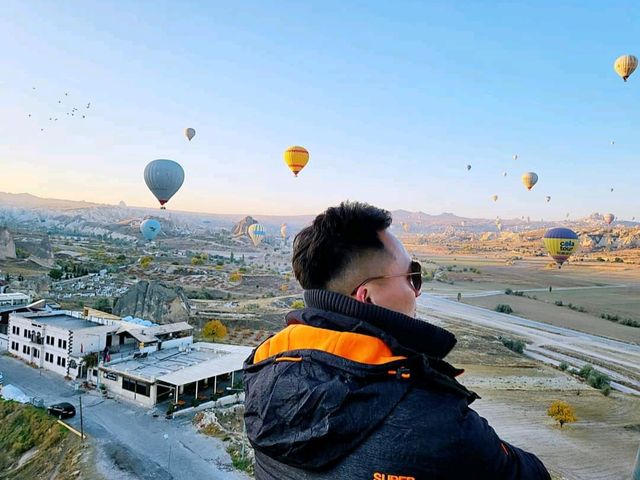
[354,286,371,304]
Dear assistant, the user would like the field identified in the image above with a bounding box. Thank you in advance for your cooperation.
[428,312,640,480]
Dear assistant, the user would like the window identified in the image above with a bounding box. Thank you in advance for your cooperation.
[122,377,151,397]
[61,357,66,367]
[62,340,67,350]
[24,330,29,338]
[45,352,54,363]
[33,349,39,359]
[12,326,20,336]
[47,335,54,346]
[22,345,30,355]
[58,339,62,348]
[11,341,18,351]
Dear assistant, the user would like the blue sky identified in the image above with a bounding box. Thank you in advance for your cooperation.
[0,1,638,220]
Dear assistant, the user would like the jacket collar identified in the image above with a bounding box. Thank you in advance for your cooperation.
[292,289,457,360]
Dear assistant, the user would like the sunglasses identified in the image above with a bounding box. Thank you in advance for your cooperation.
[351,260,423,295]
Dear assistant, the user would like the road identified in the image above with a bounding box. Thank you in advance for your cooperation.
[418,294,640,395]
[0,355,249,480]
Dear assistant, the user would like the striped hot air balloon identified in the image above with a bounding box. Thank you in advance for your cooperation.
[248,223,266,247]
[614,54,638,82]
[283,146,309,177]
[603,213,615,225]
[543,227,579,268]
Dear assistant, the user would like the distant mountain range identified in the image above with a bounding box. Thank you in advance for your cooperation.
[0,191,636,238]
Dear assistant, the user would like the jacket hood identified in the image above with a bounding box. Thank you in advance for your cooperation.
[243,290,473,470]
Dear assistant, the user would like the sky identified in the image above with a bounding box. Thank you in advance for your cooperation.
[0,1,638,220]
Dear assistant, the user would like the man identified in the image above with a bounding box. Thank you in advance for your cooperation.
[244,202,550,479]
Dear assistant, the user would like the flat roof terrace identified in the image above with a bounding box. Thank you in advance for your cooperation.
[102,343,253,386]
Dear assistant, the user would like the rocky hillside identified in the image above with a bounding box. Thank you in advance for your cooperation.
[113,280,191,324]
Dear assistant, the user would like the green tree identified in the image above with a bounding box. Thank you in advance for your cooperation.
[48,269,63,281]
[93,298,112,313]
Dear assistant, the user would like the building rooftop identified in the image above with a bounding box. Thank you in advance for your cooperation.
[14,312,110,331]
[102,342,253,386]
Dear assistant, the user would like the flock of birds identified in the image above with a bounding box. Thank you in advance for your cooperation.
[27,87,92,132]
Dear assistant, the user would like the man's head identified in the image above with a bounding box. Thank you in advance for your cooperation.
[292,201,420,317]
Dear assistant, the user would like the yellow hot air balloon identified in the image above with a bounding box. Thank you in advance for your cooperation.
[614,54,638,82]
[543,228,579,268]
[280,223,288,240]
[284,146,309,177]
[491,195,498,202]
[521,172,538,191]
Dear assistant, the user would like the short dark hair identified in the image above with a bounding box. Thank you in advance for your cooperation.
[292,201,393,290]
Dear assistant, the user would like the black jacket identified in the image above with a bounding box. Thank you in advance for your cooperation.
[244,290,551,480]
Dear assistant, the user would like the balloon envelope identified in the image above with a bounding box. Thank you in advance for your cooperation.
[521,172,538,190]
[144,159,185,208]
[614,54,638,82]
[466,164,471,171]
[491,195,498,202]
[545,196,551,203]
[185,128,196,141]
[280,223,288,239]
[603,213,615,225]
[284,146,309,177]
[140,219,161,241]
[512,154,518,161]
[248,223,266,247]
[543,227,579,267]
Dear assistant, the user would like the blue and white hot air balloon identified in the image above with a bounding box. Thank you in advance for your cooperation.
[140,219,161,241]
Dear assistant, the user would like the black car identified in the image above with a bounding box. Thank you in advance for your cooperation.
[47,402,76,419]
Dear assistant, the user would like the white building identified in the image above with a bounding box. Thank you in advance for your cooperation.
[99,342,252,408]
[8,311,119,379]
[7,309,195,382]
[0,293,31,310]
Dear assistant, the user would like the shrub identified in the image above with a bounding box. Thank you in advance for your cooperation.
[495,304,513,314]
[555,300,564,307]
[559,361,569,371]
[505,288,513,295]
[202,319,228,341]
[620,319,640,328]
[290,300,305,309]
[513,291,524,297]
[500,337,525,354]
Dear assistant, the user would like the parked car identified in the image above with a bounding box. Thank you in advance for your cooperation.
[47,402,76,419]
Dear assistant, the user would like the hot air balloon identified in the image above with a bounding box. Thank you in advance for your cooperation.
[611,140,615,145]
[521,172,538,191]
[545,196,551,203]
[185,128,196,141]
[503,172,507,177]
[614,54,638,82]
[512,154,518,161]
[402,222,411,233]
[280,223,288,240]
[603,213,615,225]
[491,195,498,202]
[144,159,185,209]
[248,223,266,247]
[466,164,471,171]
[283,146,309,177]
[140,219,161,241]
[610,187,614,193]
[543,227,579,268]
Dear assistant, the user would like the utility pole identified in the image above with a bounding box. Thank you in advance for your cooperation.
[79,394,84,442]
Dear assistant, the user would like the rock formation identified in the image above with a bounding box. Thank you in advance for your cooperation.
[113,280,191,324]
[232,216,258,237]
[0,227,16,260]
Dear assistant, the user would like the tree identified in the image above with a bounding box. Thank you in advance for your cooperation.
[191,254,206,266]
[139,256,153,268]
[93,298,112,313]
[547,400,577,428]
[202,320,227,341]
[48,269,63,280]
[291,300,305,309]
[229,271,242,282]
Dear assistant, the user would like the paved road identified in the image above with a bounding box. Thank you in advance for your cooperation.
[0,355,249,480]
[418,294,640,395]
[441,284,629,298]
